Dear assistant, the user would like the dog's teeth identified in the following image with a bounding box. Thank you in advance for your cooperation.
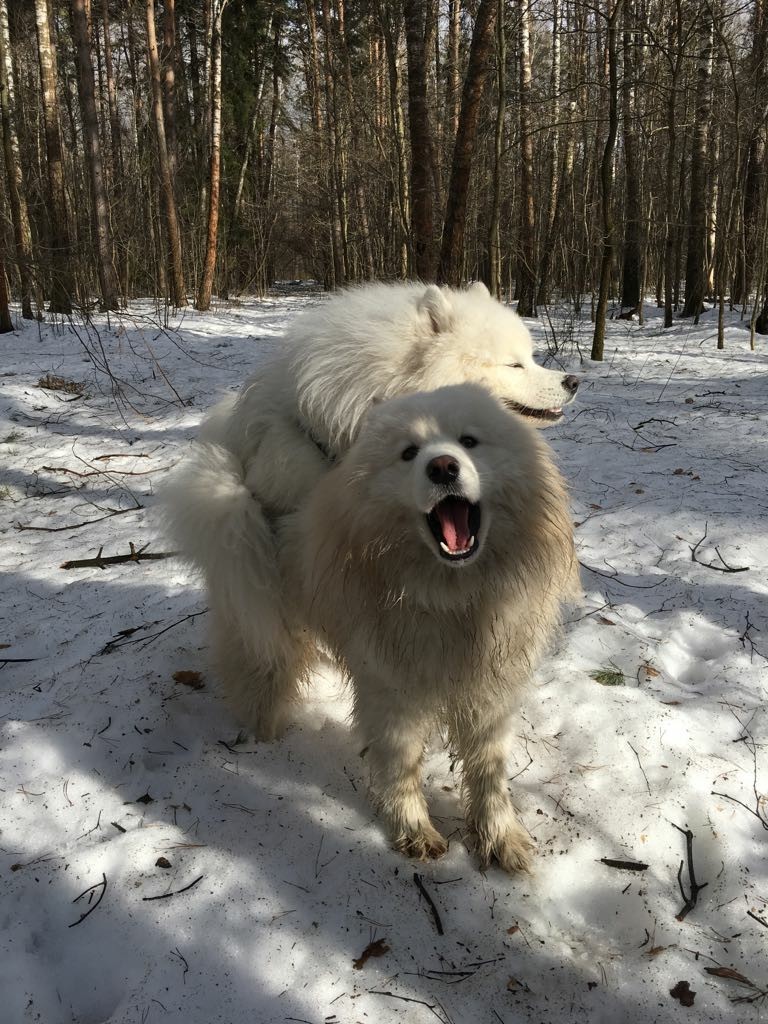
[440,541,451,554]
[468,535,475,547]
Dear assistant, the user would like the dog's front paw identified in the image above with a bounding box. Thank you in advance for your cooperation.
[473,820,534,874]
[394,823,448,861]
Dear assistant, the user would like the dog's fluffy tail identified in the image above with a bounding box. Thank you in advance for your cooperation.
[162,443,287,658]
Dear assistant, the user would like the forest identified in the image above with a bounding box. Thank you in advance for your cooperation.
[2,0,768,359]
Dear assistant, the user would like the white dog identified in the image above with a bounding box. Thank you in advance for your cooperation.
[167,383,577,872]
[204,282,578,519]
[168,283,578,731]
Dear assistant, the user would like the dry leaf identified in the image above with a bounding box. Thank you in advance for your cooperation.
[507,976,530,993]
[507,925,520,935]
[704,966,753,985]
[155,856,172,869]
[597,616,616,626]
[642,663,660,678]
[353,937,390,970]
[173,670,204,689]
[670,980,695,1006]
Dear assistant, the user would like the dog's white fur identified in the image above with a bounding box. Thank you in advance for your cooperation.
[205,281,578,516]
[166,383,577,872]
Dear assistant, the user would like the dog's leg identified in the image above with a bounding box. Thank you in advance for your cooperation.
[355,693,447,860]
[212,613,310,742]
[449,706,533,874]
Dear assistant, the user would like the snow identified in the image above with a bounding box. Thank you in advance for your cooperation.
[1,295,767,1024]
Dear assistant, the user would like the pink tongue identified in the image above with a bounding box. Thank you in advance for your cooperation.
[437,501,470,551]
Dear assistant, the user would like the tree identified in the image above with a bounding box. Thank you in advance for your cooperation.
[438,0,497,287]
[404,0,437,279]
[146,0,186,307]
[34,0,75,313]
[682,13,714,319]
[620,0,642,316]
[516,0,536,315]
[196,0,228,310]
[592,0,624,362]
[0,0,34,319]
[72,0,120,311]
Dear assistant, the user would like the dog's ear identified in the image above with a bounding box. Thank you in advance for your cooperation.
[467,280,490,299]
[417,285,453,334]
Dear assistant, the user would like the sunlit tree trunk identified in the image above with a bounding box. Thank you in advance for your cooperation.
[196,0,228,310]
[516,0,536,315]
[34,0,74,312]
[0,0,34,318]
[592,1,623,361]
[72,0,120,310]
[147,0,186,307]
[682,14,714,319]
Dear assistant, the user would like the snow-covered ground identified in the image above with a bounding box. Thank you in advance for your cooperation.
[1,294,767,1024]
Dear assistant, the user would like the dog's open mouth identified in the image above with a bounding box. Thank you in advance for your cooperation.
[503,399,563,422]
[426,496,481,561]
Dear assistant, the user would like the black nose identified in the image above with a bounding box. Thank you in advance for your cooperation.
[563,374,579,394]
[427,455,460,485]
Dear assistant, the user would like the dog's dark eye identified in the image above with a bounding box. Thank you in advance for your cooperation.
[509,363,524,369]
[459,435,478,449]
[401,445,419,461]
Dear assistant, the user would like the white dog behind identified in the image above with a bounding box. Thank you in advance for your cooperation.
[167,383,577,871]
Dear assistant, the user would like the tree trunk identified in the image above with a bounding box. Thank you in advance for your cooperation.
[161,0,178,180]
[663,7,682,328]
[487,0,505,299]
[320,0,347,286]
[438,0,497,287]
[196,0,227,310]
[620,0,641,315]
[682,15,714,318]
[536,0,562,307]
[34,0,74,313]
[0,0,34,318]
[404,0,437,279]
[734,0,767,305]
[0,239,13,332]
[377,2,410,278]
[592,1,623,361]
[146,0,186,307]
[516,0,536,315]
[447,0,461,140]
[72,0,120,311]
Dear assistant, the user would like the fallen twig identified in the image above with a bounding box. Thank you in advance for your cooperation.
[600,858,649,872]
[16,505,141,533]
[99,610,206,654]
[414,872,444,935]
[690,523,749,574]
[628,741,652,796]
[61,542,178,570]
[712,788,768,831]
[142,874,204,901]
[704,966,768,1005]
[579,561,667,589]
[671,824,708,921]
[69,872,107,928]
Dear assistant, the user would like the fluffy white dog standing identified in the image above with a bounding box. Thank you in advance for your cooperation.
[169,383,577,872]
[165,282,579,753]
[291,384,577,871]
